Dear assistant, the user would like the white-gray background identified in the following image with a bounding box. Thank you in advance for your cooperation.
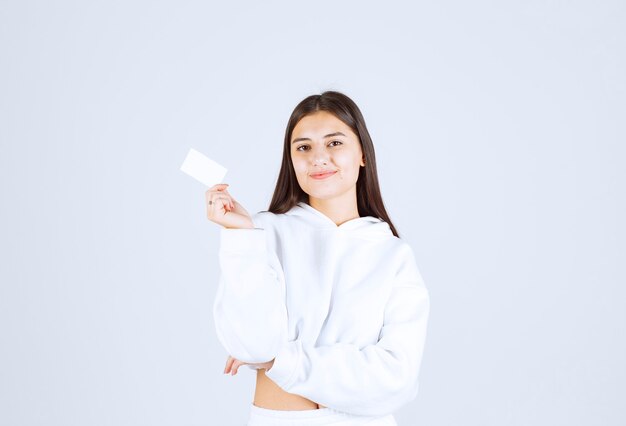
[1,1,624,425]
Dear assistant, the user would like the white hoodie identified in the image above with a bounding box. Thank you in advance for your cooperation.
[212,201,430,417]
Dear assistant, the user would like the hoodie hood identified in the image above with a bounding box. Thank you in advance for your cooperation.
[285,201,393,237]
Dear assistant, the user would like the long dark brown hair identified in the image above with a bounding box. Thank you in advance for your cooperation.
[267,90,400,238]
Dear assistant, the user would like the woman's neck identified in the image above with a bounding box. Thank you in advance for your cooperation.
[308,194,359,226]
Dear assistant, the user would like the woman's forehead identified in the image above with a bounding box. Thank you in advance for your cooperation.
[293,112,353,139]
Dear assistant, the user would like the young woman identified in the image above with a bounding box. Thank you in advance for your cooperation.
[206,91,430,425]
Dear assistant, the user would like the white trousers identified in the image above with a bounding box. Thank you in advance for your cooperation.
[246,404,398,426]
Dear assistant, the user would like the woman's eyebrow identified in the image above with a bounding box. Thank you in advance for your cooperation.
[291,132,346,144]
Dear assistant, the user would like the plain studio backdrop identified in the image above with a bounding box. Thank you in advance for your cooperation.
[1,1,624,425]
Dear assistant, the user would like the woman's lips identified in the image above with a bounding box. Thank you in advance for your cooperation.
[310,171,337,180]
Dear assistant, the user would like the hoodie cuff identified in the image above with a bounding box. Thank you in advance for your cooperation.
[219,227,266,252]
[246,364,262,370]
[264,340,301,389]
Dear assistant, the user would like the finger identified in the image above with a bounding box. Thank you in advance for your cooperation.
[205,191,223,211]
[209,195,233,212]
[224,356,235,374]
[231,359,243,375]
[216,196,231,212]
[219,190,236,209]
[209,191,231,204]
[223,196,234,211]
[230,359,239,375]
[225,357,235,374]
[206,187,230,202]
[206,184,229,199]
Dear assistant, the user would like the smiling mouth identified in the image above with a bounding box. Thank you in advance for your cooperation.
[310,171,337,179]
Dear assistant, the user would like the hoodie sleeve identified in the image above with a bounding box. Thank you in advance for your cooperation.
[212,212,289,364]
[264,244,430,417]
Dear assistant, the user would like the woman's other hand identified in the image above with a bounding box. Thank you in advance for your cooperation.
[224,355,275,375]
[206,183,254,229]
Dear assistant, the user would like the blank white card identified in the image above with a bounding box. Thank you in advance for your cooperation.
[180,148,228,187]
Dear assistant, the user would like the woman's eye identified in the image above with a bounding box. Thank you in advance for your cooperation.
[296,141,342,151]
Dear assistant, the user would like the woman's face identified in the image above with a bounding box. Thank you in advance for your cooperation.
[290,110,365,204]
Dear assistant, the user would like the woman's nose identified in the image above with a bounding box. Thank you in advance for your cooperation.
[311,147,330,165]
[312,155,329,165]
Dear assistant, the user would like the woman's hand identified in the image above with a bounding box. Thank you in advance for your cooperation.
[224,355,275,375]
[205,183,254,229]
